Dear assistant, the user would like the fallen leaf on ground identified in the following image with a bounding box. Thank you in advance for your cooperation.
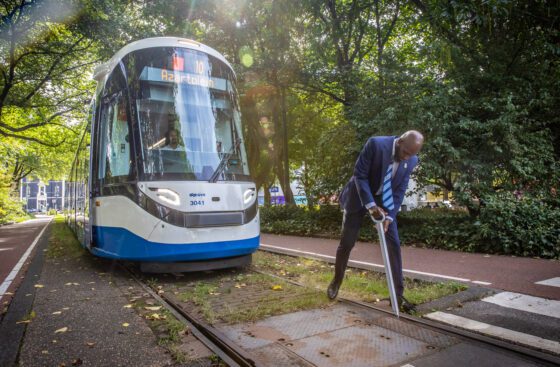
[271,285,283,291]
[16,320,31,324]
[55,327,68,333]
[144,306,161,311]
[123,304,133,309]
[34,284,44,288]
[52,311,62,315]
[41,350,49,354]
[85,342,95,348]
[122,323,129,327]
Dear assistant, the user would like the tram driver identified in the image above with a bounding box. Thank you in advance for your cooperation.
[161,128,185,151]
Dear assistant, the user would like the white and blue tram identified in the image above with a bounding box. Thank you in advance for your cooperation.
[66,38,259,272]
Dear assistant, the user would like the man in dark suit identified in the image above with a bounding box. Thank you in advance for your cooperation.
[328,131,424,313]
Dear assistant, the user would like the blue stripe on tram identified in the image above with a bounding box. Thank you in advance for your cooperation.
[91,225,260,261]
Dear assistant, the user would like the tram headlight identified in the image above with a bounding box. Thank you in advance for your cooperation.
[243,188,255,205]
[156,189,181,206]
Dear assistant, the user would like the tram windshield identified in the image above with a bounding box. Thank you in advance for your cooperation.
[125,47,250,181]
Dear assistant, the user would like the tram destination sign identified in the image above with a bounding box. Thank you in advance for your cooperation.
[139,67,228,91]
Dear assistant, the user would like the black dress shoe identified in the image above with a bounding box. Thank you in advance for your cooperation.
[327,280,341,300]
[389,296,417,314]
[399,296,417,313]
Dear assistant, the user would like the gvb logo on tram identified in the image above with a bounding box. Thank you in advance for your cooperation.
[65,38,259,272]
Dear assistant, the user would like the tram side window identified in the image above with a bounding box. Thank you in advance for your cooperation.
[98,96,131,180]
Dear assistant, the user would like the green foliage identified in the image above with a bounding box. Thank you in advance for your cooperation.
[398,208,479,251]
[260,205,341,237]
[478,194,560,258]
[0,188,26,224]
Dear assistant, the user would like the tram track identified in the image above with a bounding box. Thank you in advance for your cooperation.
[119,258,559,367]
[253,268,560,366]
[119,262,263,367]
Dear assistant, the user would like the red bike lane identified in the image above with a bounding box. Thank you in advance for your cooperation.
[0,217,52,307]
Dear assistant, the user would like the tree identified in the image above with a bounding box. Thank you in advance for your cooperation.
[0,0,98,146]
[408,0,560,214]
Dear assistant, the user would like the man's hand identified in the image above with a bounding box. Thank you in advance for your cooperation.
[368,206,387,220]
[383,219,390,233]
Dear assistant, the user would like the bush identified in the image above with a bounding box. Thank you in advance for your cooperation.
[47,209,58,215]
[478,193,560,258]
[260,205,341,237]
[398,208,479,252]
[0,188,27,225]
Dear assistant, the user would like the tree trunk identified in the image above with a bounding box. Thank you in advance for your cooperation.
[264,184,271,206]
[280,87,294,204]
[271,84,294,205]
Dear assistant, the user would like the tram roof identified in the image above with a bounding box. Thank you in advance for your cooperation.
[93,37,235,82]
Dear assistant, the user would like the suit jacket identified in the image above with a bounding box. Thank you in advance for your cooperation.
[339,136,418,220]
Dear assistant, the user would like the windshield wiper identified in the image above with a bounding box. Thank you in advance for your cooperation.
[209,140,241,183]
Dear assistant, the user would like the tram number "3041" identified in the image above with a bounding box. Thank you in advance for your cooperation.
[190,200,205,206]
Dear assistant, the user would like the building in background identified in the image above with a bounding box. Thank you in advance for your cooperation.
[257,175,421,211]
[20,179,65,213]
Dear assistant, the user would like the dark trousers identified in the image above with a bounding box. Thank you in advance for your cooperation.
[333,208,404,298]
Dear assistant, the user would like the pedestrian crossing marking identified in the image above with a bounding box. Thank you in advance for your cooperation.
[535,277,560,288]
[482,292,560,319]
[424,311,560,354]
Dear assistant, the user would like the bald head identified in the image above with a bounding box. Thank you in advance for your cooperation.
[395,130,424,162]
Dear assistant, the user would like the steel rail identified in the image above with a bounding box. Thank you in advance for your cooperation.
[253,268,560,366]
[120,263,262,367]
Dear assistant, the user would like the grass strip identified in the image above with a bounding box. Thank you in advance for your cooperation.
[252,250,467,305]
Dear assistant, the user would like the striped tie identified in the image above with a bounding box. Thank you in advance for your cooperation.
[382,164,394,211]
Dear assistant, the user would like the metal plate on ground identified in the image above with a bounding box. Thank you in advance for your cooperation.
[249,343,315,367]
[286,324,429,367]
[221,304,382,349]
[373,316,459,348]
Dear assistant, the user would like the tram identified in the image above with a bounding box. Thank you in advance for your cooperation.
[65,38,259,272]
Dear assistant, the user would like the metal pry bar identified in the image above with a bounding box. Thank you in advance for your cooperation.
[368,211,400,318]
